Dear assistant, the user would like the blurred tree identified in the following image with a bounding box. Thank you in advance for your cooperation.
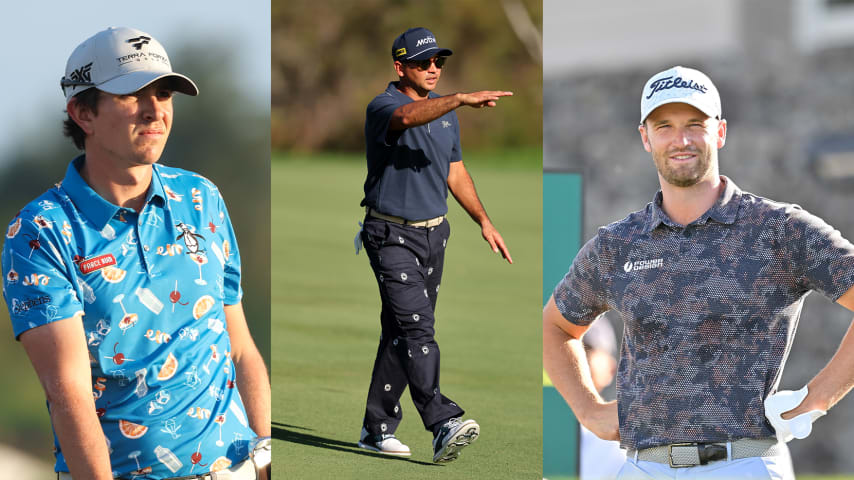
[273,0,542,153]
[163,43,271,365]
[0,39,270,462]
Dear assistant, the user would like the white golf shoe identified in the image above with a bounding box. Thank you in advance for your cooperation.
[358,427,412,457]
[432,418,479,463]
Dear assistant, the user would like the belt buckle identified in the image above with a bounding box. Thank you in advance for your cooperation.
[668,442,698,468]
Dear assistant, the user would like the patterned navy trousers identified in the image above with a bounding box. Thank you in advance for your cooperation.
[361,215,464,436]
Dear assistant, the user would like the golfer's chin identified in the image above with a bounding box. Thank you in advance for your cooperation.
[130,147,166,166]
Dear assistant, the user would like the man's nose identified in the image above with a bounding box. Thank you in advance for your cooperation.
[673,128,692,147]
[141,95,168,122]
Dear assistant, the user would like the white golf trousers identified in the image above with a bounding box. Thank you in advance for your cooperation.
[616,454,794,479]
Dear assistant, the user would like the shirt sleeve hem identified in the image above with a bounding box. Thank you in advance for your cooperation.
[13,309,85,341]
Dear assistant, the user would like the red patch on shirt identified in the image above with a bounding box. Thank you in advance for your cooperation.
[79,254,117,275]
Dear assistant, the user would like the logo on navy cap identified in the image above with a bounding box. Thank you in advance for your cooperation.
[415,36,436,48]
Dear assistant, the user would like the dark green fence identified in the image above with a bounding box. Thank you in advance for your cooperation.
[542,171,583,478]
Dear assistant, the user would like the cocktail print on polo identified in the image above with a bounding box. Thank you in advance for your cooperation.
[2,157,258,479]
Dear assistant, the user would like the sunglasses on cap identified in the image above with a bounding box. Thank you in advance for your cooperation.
[405,57,446,70]
[60,77,95,95]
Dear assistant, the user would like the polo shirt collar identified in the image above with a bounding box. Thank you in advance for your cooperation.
[147,164,168,207]
[643,175,742,233]
[60,155,167,231]
[387,81,409,102]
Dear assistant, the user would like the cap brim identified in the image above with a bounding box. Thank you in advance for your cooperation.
[97,71,199,97]
[407,47,453,61]
[641,98,719,124]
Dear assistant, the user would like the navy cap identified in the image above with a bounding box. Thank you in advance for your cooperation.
[391,27,453,61]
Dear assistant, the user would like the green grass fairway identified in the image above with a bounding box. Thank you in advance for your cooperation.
[272,151,542,478]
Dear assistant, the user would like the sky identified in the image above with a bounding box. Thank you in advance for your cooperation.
[0,0,270,158]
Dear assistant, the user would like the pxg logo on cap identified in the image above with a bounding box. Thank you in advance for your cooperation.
[391,27,453,61]
[61,26,199,103]
[640,66,721,124]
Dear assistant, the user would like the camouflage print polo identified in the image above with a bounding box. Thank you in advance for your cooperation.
[553,176,854,451]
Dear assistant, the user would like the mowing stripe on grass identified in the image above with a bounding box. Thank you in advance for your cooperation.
[273,152,542,478]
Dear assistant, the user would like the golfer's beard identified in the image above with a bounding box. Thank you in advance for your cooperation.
[655,148,712,188]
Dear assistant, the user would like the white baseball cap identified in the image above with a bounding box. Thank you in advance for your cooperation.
[639,66,721,124]
[61,26,199,103]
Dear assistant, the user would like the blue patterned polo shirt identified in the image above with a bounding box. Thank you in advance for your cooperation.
[554,177,854,451]
[1,156,257,478]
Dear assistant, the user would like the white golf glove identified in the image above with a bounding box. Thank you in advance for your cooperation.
[354,221,364,255]
[763,385,826,443]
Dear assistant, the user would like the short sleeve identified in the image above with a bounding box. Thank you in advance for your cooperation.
[2,212,84,338]
[552,234,611,326]
[212,190,243,305]
[366,93,403,147]
[785,205,854,301]
[450,112,462,163]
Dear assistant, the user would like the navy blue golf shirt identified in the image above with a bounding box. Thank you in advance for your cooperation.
[361,82,462,221]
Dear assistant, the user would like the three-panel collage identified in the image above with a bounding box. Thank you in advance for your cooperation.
[4,1,854,479]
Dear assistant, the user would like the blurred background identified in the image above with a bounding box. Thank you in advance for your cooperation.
[545,0,854,475]
[273,0,543,477]
[273,0,543,154]
[0,1,270,476]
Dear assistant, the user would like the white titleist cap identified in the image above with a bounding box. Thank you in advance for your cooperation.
[639,66,720,124]
[61,26,199,103]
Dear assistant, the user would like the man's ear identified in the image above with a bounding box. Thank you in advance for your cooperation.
[393,61,405,79]
[638,123,652,153]
[717,118,727,149]
[66,97,97,136]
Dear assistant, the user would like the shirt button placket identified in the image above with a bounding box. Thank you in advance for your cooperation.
[137,211,153,276]
[680,227,692,254]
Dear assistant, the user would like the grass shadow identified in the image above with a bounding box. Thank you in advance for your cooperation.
[273,421,439,467]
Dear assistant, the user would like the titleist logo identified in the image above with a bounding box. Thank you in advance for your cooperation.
[646,75,708,99]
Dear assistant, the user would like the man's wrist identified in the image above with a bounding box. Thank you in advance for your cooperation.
[804,379,833,412]
[575,396,610,424]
